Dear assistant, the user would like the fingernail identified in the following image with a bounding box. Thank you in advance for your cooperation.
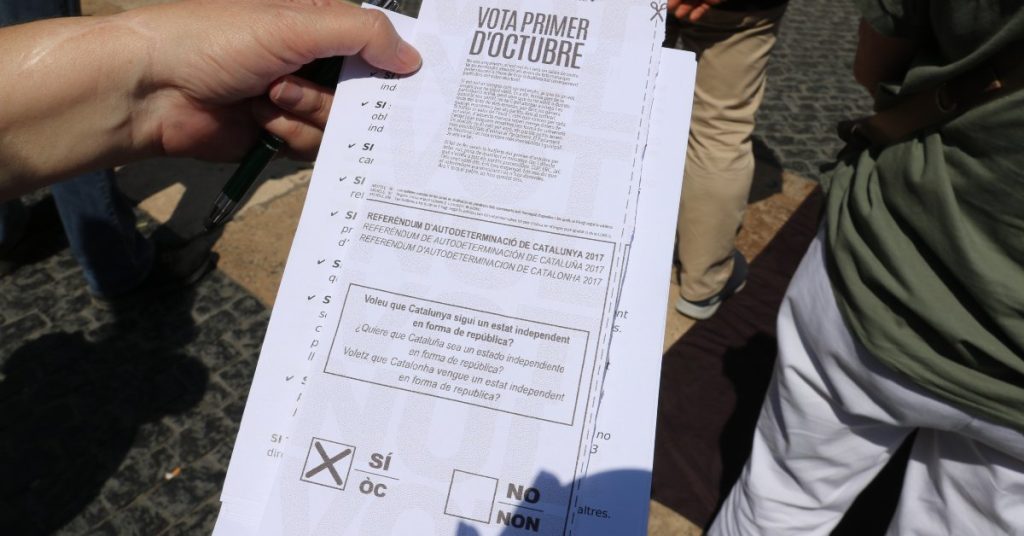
[396,39,422,70]
[271,80,303,109]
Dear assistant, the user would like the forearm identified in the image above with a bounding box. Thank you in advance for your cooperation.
[0,14,153,199]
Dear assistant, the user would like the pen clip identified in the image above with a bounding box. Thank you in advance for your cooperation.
[369,0,401,12]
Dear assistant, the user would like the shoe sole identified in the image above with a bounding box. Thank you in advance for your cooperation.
[674,280,746,320]
[675,250,748,320]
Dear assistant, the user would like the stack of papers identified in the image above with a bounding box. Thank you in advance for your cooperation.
[215,1,695,534]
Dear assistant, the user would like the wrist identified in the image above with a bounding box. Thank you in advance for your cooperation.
[0,15,153,192]
[103,10,164,160]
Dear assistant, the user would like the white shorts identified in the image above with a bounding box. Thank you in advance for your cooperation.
[708,229,1024,535]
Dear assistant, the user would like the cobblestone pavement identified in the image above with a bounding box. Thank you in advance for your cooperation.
[0,210,265,535]
[0,1,869,534]
[754,0,873,179]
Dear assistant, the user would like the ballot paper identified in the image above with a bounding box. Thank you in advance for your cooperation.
[569,49,693,535]
[216,1,694,534]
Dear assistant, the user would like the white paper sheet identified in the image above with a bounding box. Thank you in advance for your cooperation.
[571,48,694,535]
[215,2,692,535]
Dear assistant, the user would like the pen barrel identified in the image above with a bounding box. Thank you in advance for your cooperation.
[223,133,284,201]
[206,0,400,229]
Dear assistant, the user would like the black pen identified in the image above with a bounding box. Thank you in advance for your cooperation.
[204,0,402,230]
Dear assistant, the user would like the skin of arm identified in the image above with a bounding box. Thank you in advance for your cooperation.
[666,0,724,22]
[0,0,421,200]
[853,18,918,100]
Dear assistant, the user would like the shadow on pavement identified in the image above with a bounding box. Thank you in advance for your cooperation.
[0,285,207,534]
[116,157,309,242]
[749,136,784,204]
[651,190,910,534]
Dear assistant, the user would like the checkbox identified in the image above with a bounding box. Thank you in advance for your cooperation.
[444,470,498,523]
[300,437,356,492]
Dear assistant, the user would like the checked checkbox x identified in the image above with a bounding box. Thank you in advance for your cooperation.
[300,438,356,491]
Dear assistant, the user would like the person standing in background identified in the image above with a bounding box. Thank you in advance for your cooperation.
[666,0,788,319]
[710,1,1024,533]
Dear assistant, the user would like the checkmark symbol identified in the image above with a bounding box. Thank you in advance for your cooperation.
[331,211,339,216]
[339,176,347,182]
[285,375,294,381]
[348,143,356,149]
[361,102,369,107]
[307,295,315,301]
[317,259,325,265]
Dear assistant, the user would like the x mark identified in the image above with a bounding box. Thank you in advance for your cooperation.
[304,441,352,486]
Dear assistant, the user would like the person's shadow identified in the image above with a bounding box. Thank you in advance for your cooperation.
[116,156,310,243]
[452,469,653,536]
[0,284,207,534]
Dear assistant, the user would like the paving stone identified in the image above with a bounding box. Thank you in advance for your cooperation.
[164,375,234,431]
[10,265,56,292]
[161,497,221,536]
[91,498,169,536]
[100,446,168,509]
[199,309,242,346]
[230,293,266,319]
[194,310,266,376]
[191,336,243,374]
[131,421,179,452]
[53,497,113,536]
[210,437,236,469]
[195,309,237,336]
[223,393,249,425]
[228,315,271,359]
[173,410,239,463]
[145,451,226,521]
[50,254,81,278]
[200,375,236,412]
[192,272,244,322]
[48,293,97,333]
[0,310,48,344]
[216,353,259,396]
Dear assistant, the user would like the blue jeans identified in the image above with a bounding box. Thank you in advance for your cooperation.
[0,0,153,296]
[0,0,80,22]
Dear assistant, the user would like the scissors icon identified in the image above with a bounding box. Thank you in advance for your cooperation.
[650,1,667,21]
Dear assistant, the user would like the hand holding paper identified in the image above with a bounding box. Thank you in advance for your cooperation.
[0,0,420,197]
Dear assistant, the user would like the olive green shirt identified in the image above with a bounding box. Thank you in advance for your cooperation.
[824,1,1024,431]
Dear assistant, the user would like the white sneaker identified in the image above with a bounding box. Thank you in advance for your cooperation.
[675,251,748,320]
